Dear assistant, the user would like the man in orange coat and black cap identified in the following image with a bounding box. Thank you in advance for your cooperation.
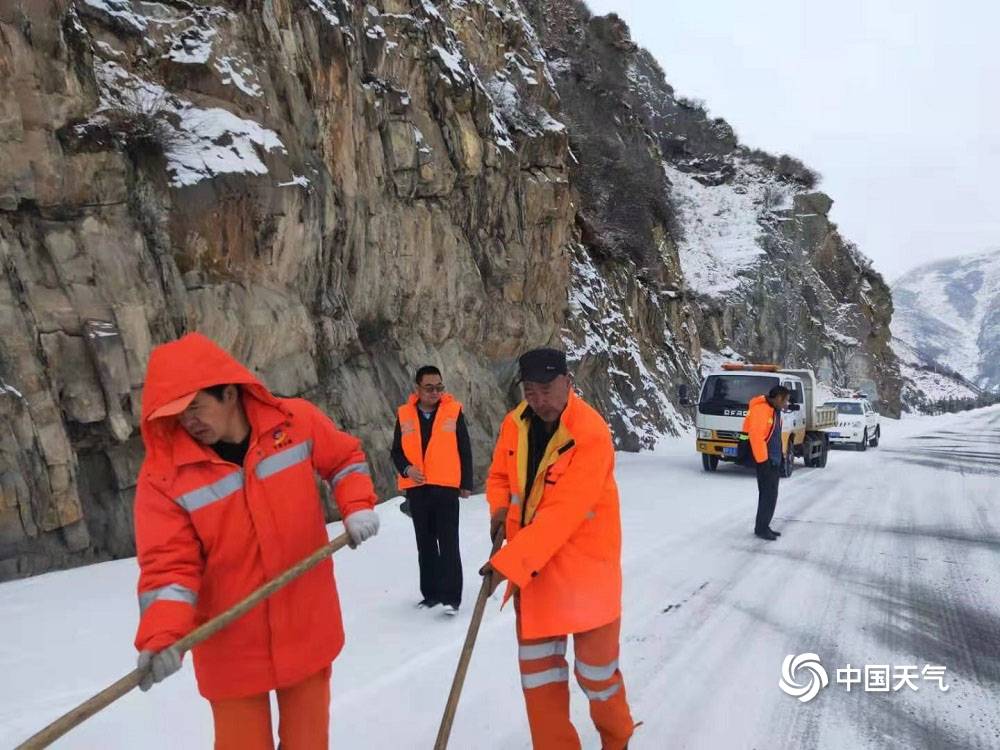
[480,348,636,750]
[132,332,380,749]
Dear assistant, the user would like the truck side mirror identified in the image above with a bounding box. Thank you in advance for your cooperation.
[678,384,692,406]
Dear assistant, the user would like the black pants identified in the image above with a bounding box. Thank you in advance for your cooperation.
[408,486,462,607]
[755,461,780,533]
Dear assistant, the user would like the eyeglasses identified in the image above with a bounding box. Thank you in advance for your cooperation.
[420,384,446,393]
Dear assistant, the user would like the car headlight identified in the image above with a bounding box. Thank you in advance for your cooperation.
[697,429,713,440]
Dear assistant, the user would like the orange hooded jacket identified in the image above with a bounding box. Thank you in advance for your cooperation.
[742,394,780,464]
[134,333,376,700]
[486,390,623,639]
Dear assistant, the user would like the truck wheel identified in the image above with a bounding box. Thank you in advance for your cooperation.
[702,454,719,472]
[803,438,817,467]
[781,442,795,478]
[858,429,868,452]
[817,438,829,468]
[870,427,880,448]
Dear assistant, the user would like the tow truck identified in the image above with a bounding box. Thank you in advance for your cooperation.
[680,363,838,476]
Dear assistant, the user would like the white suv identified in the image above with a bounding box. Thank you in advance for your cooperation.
[823,397,881,450]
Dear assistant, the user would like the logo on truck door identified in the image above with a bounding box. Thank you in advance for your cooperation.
[724,409,749,417]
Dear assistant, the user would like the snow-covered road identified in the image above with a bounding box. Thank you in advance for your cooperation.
[2,408,999,749]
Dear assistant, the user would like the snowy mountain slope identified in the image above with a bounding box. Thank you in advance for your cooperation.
[4,409,1000,748]
[892,248,1000,391]
[663,161,777,297]
[527,2,902,416]
[891,336,980,412]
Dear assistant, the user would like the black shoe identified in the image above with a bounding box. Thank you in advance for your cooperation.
[754,530,778,541]
[416,599,440,609]
[768,528,782,537]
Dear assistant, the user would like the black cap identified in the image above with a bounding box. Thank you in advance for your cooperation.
[518,348,568,384]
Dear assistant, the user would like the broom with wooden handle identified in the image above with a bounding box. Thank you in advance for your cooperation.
[434,529,505,750]
[15,531,353,750]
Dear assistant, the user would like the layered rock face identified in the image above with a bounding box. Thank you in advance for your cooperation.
[0,0,900,579]
[0,0,578,578]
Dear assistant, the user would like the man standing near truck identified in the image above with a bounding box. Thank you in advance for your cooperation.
[743,384,791,541]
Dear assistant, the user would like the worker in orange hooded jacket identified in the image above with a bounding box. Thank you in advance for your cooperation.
[480,348,635,750]
[133,333,379,749]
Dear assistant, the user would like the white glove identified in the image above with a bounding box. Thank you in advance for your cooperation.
[137,647,183,692]
[344,509,380,548]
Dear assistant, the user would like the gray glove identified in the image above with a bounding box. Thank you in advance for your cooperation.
[137,647,183,692]
[344,509,380,548]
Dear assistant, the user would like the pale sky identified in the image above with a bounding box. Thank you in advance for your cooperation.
[583,0,1000,281]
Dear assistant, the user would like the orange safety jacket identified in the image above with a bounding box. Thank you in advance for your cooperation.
[134,333,377,700]
[742,394,780,464]
[396,394,463,490]
[486,390,623,639]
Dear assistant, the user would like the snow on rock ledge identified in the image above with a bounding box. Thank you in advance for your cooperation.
[564,246,693,448]
[94,62,285,188]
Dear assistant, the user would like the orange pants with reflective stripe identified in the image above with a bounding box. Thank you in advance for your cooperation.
[518,616,634,749]
[209,665,331,750]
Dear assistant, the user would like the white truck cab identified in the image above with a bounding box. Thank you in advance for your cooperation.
[823,396,881,450]
[681,363,836,475]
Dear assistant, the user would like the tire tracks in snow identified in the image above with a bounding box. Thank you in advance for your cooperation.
[619,411,1000,748]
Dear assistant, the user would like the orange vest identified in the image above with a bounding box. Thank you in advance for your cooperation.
[134,333,377,701]
[485,390,623,639]
[396,394,463,490]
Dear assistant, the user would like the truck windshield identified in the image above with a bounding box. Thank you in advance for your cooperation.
[826,402,863,415]
[699,375,780,413]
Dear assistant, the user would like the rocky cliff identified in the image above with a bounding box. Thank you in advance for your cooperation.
[0,0,899,579]
[525,1,901,415]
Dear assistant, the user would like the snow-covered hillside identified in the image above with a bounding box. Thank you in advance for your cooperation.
[4,409,1000,749]
[892,248,1000,392]
[664,160,782,297]
[891,336,980,412]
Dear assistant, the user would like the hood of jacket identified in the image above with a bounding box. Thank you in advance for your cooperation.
[140,333,284,475]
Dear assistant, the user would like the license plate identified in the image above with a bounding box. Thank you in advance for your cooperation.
[828,433,841,438]
[723,446,738,457]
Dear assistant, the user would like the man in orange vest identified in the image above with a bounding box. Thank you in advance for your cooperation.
[132,333,380,749]
[390,365,473,615]
[480,348,635,749]
[743,384,791,541]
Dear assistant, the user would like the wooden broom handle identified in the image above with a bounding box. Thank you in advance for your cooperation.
[15,532,352,750]
[434,530,506,749]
